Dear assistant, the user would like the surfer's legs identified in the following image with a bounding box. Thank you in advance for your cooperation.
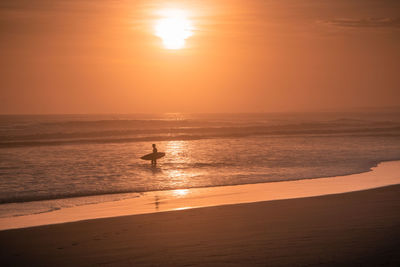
[151,159,157,165]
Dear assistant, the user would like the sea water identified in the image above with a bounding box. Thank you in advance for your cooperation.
[1,112,400,217]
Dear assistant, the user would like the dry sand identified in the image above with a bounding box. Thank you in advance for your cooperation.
[1,185,400,266]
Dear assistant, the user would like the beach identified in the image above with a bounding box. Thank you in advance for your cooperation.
[2,0,400,265]
[1,113,400,266]
[1,184,400,266]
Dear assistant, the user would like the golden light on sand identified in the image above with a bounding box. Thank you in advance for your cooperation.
[154,9,193,49]
[173,189,189,197]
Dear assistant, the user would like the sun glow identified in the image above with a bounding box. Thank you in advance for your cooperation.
[154,9,194,49]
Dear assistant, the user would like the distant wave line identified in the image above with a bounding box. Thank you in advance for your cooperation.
[0,126,399,148]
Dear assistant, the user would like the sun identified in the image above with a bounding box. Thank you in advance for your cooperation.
[154,9,194,50]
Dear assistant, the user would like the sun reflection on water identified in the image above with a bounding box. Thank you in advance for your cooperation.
[165,140,188,160]
[165,140,193,187]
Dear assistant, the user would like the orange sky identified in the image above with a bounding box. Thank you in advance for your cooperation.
[0,0,399,114]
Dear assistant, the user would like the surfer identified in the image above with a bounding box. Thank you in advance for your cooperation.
[140,144,164,165]
[151,144,158,166]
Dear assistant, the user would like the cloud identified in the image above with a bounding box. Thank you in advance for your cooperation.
[322,17,400,28]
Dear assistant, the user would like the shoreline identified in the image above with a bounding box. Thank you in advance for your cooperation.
[0,157,389,205]
[1,160,400,231]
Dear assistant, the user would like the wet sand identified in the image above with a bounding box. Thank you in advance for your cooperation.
[1,184,400,266]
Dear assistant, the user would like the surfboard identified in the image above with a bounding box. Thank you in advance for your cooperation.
[140,152,165,160]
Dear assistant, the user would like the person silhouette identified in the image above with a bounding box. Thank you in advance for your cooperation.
[151,144,158,166]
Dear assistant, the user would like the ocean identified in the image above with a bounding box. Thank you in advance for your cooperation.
[1,112,400,217]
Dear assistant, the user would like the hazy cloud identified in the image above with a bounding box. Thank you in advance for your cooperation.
[322,17,400,28]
